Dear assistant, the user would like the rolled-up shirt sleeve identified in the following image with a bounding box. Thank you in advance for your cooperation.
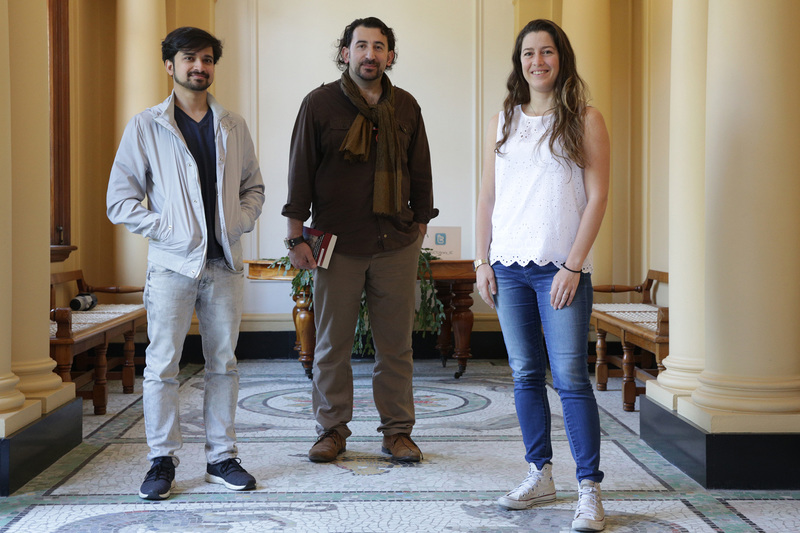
[282,93,318,223]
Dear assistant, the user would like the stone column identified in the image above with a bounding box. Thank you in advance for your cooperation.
[679,0,800,430]
[647,0,708,409]
[113,0,167,288]
[0,0,39,436]
[7,0,74,420]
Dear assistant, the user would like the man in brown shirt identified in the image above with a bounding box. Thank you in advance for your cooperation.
[282,17,435,463]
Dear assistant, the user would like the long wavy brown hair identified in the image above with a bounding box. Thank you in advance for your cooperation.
[496,19,589,168]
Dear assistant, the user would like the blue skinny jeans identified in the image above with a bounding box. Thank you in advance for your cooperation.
[493,261,603,483]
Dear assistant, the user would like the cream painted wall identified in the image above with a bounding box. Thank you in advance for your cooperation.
[480,3,516,151]
[215,0,515,320]
[253,0,481,259]
[59,0,119,293]
[646,0,671,283]
[609,1,633,291]
[625,0,671,302]
[562,0,613,288]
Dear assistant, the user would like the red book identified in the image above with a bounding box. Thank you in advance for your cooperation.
[303,226,337,269]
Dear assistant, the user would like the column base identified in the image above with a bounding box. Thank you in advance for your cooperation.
[25,382,75,414]
[0,397,82,496]
[0,400,41,436]
[641,395,800,489]
[646,380,688,410]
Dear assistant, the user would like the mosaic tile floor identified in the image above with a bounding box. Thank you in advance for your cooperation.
[1,359,798,532]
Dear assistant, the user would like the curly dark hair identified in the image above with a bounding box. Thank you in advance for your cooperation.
[497,19,589,168]
[334,17,396,71]
[162,26,223,64]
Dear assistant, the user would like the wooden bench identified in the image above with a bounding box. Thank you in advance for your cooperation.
[590,270,669,411]
[50,270,146,414]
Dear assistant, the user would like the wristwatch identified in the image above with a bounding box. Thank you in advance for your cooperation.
[473,258,490,271]
[284,236,305,250]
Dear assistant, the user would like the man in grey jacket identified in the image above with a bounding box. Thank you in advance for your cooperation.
[107,27,264,501]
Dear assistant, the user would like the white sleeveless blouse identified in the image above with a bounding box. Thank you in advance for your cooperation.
[490,106,592,272]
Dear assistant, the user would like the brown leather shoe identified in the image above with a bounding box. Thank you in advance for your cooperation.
[308,430,346,462]
[381,433,423,462]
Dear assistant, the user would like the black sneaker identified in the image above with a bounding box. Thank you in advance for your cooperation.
[205,458,256,491]
[139,456,176,500]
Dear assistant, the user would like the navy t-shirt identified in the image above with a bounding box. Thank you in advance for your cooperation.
[174,105,224,260]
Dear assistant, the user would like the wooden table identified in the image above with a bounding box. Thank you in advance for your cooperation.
[245,259,477,378]
[428,260,477,378]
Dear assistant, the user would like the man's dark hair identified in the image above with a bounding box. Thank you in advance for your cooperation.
[161,26,223,64]
[335,17,397,71]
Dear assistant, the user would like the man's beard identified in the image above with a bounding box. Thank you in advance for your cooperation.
[174,72,211,91]
[353,61,383,82]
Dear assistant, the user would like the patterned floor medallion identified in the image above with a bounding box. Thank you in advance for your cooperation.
[239,385,490,420]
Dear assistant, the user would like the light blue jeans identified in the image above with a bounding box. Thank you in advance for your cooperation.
[142,258,243,465]
[493,261,603,483]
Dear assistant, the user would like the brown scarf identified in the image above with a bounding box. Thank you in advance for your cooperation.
[339,70,403,215]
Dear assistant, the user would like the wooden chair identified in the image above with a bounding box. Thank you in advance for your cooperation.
[50,270,146,414]
[590,270,669,411]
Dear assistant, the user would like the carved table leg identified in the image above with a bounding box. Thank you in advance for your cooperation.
[51,345,74,383]
[294,287,316,379]
[595,330,608,391]
[434,280,454,368]
[92,344,109,415]
[122,330,136,394]
[451,281,474,379]
[640,350,655,372]
[622,340,637,412]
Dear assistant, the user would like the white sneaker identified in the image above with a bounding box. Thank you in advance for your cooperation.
[572,479,606,531]
[497,463,557,510]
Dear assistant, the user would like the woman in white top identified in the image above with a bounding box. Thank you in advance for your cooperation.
[475,19,610,532]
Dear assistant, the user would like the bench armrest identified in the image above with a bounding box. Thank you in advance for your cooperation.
[657,307,669,335]
[592,284,644,294]
[50,307,72,338]
[87,285,144,294]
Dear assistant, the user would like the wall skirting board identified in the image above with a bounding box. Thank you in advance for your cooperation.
[109,332,617,365]
[181,330,511,363]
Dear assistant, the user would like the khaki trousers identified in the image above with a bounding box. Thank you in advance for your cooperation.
[311,235,422,438]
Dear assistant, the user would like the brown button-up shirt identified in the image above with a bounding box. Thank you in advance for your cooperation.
[282,80,436,256]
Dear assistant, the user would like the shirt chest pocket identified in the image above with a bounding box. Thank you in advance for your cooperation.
[327,120,354,150]
[396,121,413,159]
